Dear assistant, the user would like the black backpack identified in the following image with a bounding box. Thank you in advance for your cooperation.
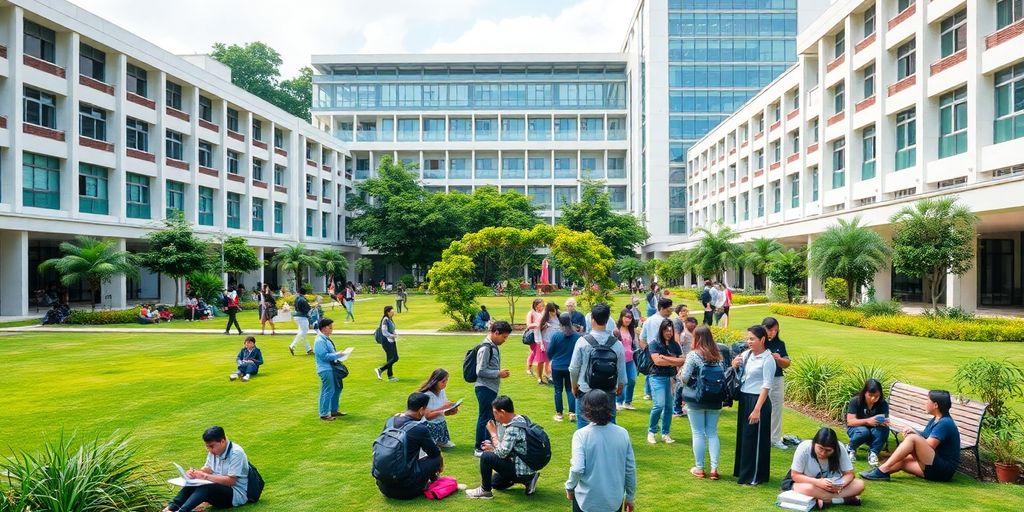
[722,350,751,406]
[246,463,265,503]
[511,416,551,472]
[682,361,727,406]
[463,343,490,383]
[371,417,418,484]
[634,337,654,376]
[584,334,618,391]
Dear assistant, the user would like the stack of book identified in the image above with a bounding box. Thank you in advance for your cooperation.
[776,490,815,511]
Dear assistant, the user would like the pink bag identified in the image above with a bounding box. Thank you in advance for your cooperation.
[424,476,458,500]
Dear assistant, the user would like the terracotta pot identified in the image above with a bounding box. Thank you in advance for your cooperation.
[994,461,1021,484]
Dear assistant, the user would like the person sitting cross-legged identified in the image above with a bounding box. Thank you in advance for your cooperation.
[789,427,865,509]
[466,395,541,499]
[230,336,263,382]
[860,390,960,483]
[162,426,249,512]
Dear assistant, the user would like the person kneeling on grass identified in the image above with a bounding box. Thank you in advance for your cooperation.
[788,427,864,509]
[373,392,446,500]
[230,337,263,382]
[163,426,249,512]
[860,390,960,483]
[466,395,541,499]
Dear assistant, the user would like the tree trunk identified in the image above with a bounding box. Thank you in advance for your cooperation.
[847,279,856,306]
[931,268,944,311]
[295,270,303,293]
[174,277,181,306]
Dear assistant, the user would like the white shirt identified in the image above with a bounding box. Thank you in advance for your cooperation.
[425,389,447,424]
[642,313,671,344]
[791,440,853,482]
[739,350,777,395]
[712,288,727,308]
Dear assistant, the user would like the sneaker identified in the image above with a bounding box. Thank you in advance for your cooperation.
[306,349,313,355]
[643,394,651,400]
[474,449,483,458]
[847,448,857,462]
[525,472,540,496]
[330,411,347,417]
[289,346,295,356]
[647,432,657,444]
[319,415,335,422]
[553,414,564,422]
[843,496,862,506]
[859,467,890,481]
[374,368,383,380]
[868,452,880,467]
[772,441,789,450]
[438,441,456,449]
[526,369,535,376]
[241,374,250,382]
[229,373,238,381]
[622,404,636,410]
[709,470,720,480]
[662,434,675,444]
[456,483,468,491]
[616,404,624,411]
[568,413,576,422]
[465,486,493,499]
[388,377,400,382]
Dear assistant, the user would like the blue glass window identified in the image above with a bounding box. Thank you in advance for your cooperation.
[554,157,577,179]
[528,157,550,179]
[475,118,497,141]
[501,157,525,179]
[501,117,525,141]
[528,117,551,141]
[555,117,577,140]
[449,158,470,179]
[449,118,471,141]
[397,119,419,141]
[475,158,497,179]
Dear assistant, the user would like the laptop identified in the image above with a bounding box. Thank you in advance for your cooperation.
[170,463,213,487]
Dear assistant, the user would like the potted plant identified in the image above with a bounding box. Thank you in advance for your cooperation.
[991,422,1023,483]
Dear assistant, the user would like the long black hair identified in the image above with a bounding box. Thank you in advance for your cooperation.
[658,318,675,344]
[417,368,449,394]
[557,312,575,336]
[811,427,843,474]
[617,308,637,341]
[856,378,885,407]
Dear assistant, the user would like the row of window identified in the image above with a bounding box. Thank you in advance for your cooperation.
[340,116,627,142]
[669,39,797,64]
[315,82,626,110]
[669,0,797,9]
[352,157,626,180]
[669,65,791,88]
[668,13,797,38]
[418,185,626,211]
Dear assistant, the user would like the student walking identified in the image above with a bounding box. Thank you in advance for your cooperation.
[374,306,400,382]
[681,326,725,480]
[314,318,347,421]
[395,285,409,313]
[763,317,792,450]
[473,321,513,456]
[646,319,684,444]
[418,369,460,449]
[222,286,242,335]
[258,285,276,335]
[289,287,312,356]
[526,299,545,378]
[548,312,581,423]
[343,282,356,322]
[615,309,639,410]
[732,324,777,485]
[229,336,263,382]
[566,390,637,512]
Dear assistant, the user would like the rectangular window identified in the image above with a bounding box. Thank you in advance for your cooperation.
[398,119,419,141]
[581,157,601,179]
[322,213,329,238]
[198,187,214,226]
[772,181,781,213]
[423,118,445,141]
[227,108,239,132]
[199,96,213,123]
[449,118,471,141]
[790,174,800,208]
[608,157,625,179]
[227,150,240,175]
[741,192,750,221]
[126,118,149,152]
[772,142,781,163]
[252,199,265,232]
[811,168,819,201]
[833,82,845,114]
[528,117,551,141]
[938,87,967,158]
[274,128,284,148]
[274,202,284,233]
[528,186,552,209]
[554,186,578,209]
[897,0,915,13]
[527,157,549,179]
[24,20,56,63]
[995,64,1024,143]
[940,11,967,58]
[863,5,876,38]
[78,163,108,215]
[23,152,60,209]
[862,125,877,179]
[166,181,184,219]
[306,209,315,237]
[449,158,469,179]
[126,63,148,97]
[896,40,916,80]
[998,0,1024,29]
[555,117,577,141]
[501,117,525,141]
[305,175,314,195]
[24,87,57,129]
[756,186,765,217]
[252,119,263,141]
[895,108,917,170]
[79,43,106,81]
[581,117,604,140]
[79,104,107,141]
[274,165,285,186]
[166,81,183,110]
[475,158,497,179]
[475,118,497,141]
[423,158,445,179]
[832,139,846,188]
[811,118,819,143]
[790,132,800,155]
[554,157,577,179]
[669,213,687,235]
[502,157,525,179]
[198,141,213,168]
[862,64,875,99]
[252,159,264,181]
[226,192,241,229]
[166,130,184,160]
[669,186,686,209]
[834,29,845,58]
[125,173,151,219]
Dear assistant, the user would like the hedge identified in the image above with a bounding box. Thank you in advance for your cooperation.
[67,305,188,325]
[769,304,1024,342]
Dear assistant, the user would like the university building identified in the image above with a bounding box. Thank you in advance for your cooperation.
[684,0,1024,310]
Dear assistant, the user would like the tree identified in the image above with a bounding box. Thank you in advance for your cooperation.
[271,243,321,291]
[426,254,489,328]
[809,217,890,305]
[741,237,784,291]
[459,186,539,233]
[139,217,210,305]
[766,248,808,303]
[37,236,138,310]
[355,257,374,284]
[559,182,649,259]
[656,250,694,285]
[689,223,744,283]
[549,228,616,309]
[317,249,349,288]
[210,42,312,120]
[890,197,979,310]
[186,271,224,305]
[221,236,260,286]
[614,256,649,285]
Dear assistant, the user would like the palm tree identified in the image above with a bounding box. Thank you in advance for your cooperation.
[317,249,349,290]
[741,238,784,291]
[689,223,744,282]
[38,236,138,310]
[809,217,890,305]
[271,244,321,292]
[355,257,374,284]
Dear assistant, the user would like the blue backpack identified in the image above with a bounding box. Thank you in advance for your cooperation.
[683,361,727,406]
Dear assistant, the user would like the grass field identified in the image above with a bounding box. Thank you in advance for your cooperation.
[1,304,1023,511]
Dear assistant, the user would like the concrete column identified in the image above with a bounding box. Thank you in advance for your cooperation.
[159,273,182,305]
[102,238,128,309]
[947,244,978,313]
[871,265,892,303]
[806,234,823,303]
[0,230,29,317]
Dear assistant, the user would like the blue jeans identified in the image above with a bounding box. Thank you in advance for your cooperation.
[576,390,617,429]
[344,300,354,321]
[847,425,889,454]
[648,375,673,435]
[551,368,575,415]
[237,363,259,376]
[317,369,342,417]
[687,407,722,470]
[475,386,498,450]
[644,375,652,397]
[616,361,637,405]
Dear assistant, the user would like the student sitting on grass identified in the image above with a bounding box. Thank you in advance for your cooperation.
[230,337,263,382]
[788,427,865,509]
[162,426,249,512]
[138,305,155,324]
[860,390,960,483]
[373,392,445,500]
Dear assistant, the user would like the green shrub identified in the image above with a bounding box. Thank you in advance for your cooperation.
[709,326,746,345]
[923,306,976,321]
[399,273,416,289]
[807,306,866,326]
[858,299,903,317]
[785,356,845,410]
[823,364,897,422]
[823,277,849,307]
[67,308,139,325]
[0,432,162,512]
[186,271,223,303]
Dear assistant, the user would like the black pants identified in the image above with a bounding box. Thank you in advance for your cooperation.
[734,391,773,485]
[376,456,443,500]
[475,386,498,450]
[573,495,623,512]
[168,483,234,511]
[224,310,241,333]
[702,310,713,326]
[480,451,528,492]
[378,342,399,377]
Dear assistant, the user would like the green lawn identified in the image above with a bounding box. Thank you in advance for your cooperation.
[1,305,1022,511]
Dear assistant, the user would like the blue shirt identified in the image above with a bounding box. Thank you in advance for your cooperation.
[565,423,636,510]
[547,330,580,371]
[204,442,249,506]
[313,332,344,373]
[922,415,961,464]
[568,328,627,393]
[569,311,586,330]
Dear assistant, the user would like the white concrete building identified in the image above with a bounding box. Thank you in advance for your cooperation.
[685,0,1024,310]
[0,0,356,317]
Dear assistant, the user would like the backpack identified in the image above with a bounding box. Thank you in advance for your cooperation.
[219,294,229,307]
[462,343,490,383]
[522,329,535,345]
[584,334,618,391]
[722,350,751,406]
[682,360,727,406]
[246,462,265,503]
[634,341,654,376]
[511,416,551,472]
[371,417,419,484]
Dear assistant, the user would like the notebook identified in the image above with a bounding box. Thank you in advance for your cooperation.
[168,462,213,487]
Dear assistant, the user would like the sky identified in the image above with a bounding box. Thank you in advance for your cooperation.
[70,0,637,77]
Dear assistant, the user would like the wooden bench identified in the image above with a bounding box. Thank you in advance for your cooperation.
[887,381,988,476]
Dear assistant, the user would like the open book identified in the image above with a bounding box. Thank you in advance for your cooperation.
[442,398,464,414]
[335,347,354,363]
[168,462,212,487]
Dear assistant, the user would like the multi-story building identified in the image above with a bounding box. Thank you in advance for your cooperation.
[685,0,1024,310]
[0,0,355,317]
[310,54,630,230]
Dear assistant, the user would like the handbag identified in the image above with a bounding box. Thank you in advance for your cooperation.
[522,329,536,345]
[723,350,750,405]
[333,362,349,380]
[424,476,459,500]
[374,327,386,344]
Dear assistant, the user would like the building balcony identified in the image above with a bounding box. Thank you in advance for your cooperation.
[24,54,65,78]
[199,166,219,177]
[127,148,155,162]
[986,19,1024,49]
[855,96,876,112]
[79,75,113,95]
[127,92,155,109]
[888,75,917,97]
[931,50,966,76]
[166,158,189,170]
[227,130,245,142]
[253,139,268,150]
[854,33,876,54]
[198,119,220,132]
